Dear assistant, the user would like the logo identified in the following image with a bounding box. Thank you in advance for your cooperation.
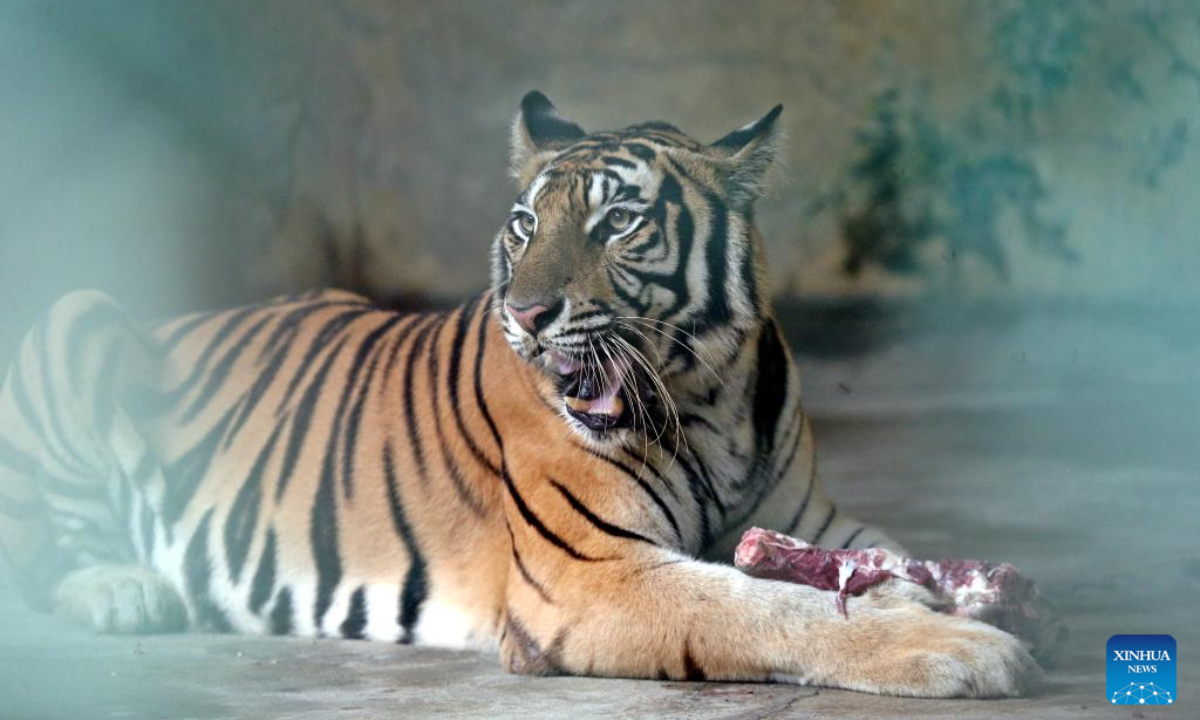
[1107,634,1176,706]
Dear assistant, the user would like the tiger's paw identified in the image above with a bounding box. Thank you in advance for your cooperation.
[838,580,1042,698]
[879,613,1040,698]
[52,565,188,634]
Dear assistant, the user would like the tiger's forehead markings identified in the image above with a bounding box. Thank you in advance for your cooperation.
[515,121,697,213]
[522,155,656,217]
[607,161,656,198]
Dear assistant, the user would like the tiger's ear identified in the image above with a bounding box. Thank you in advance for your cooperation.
[510,91,586,179]
[707,104,784,210]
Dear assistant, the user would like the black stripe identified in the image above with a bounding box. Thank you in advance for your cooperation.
[717,320,791,505]
[163,306,260,408]
[340,586,368,640]
[626,227,663,256]
[751,322,788,457]
[502,469,600,562]
[683,638,707,681]
[184,509,232,632]
[690,452,726,518]
[445,297,500,474]
[601,155,638,170]
[674,454,712,551]
[274,336,349,502]
[311,437,343,632]
[609,451,676,501]
[653,166,695,322]
[379,315,417,394]
[679,411,719,432]
[841,526,865,549]
[400,317,440,484]
[769,411,804,488]
[33,321,91,472]
[695,190,731,333]
[268,586,293,635]
[162,403,239,529]
[550,478,657,546]
[625,143,658,162]
[472,301,505,450]
[606,265,644,310]
[256,301,358,364]
[223,423,284,583]
[247,528,277,614]
[342,317,414,498]
[563,307,609,324]
[426,310,486,515]
[179,315,274,424]
[722,409,805,534]
[675,451,719,509]
[63,301,127,394]
[382,442,427,644]
[157,311,218,353]
[812,506,838,546]
[785,462,819,534]
[377,314,429,397]
[582,448,677,515]
[275,309,371,414]
[507,525,553,605]
[224,324,303,448]
[326,315,406,499]
[503,608,568,676]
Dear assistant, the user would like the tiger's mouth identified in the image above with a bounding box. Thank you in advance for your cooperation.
[546,350,632,433]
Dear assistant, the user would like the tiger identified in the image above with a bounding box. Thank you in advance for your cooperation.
[0,91,1037,698]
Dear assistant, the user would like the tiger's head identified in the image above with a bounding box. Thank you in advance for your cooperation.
[492,91,782,440]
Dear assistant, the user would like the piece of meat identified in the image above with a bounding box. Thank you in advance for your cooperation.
[733,527,1065,663]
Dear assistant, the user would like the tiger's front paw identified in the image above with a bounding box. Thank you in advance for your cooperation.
[52,565,187,634]
[842,585,1041,698]
[884,614,1039,698]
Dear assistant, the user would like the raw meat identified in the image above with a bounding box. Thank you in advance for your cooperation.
[734,527,1065,662]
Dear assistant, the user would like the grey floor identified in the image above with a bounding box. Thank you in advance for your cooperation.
[1,311,1197,719]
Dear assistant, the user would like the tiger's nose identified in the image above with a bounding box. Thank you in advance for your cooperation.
[506,300,561,336]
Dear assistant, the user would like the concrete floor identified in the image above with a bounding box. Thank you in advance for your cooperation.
[1,313,1197,719]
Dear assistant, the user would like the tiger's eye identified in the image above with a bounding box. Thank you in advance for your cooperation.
[606,208,632,231]
[517,213,535,236]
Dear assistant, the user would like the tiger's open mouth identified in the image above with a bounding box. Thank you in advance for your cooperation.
[546,350,632,432]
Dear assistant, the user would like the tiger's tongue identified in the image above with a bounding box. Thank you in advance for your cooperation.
[564,363,626,417]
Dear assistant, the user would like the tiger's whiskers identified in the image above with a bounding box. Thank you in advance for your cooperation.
[615,316,721,383]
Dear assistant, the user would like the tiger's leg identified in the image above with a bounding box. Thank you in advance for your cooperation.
[0,291,184,633]
[502,547,1038,697]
